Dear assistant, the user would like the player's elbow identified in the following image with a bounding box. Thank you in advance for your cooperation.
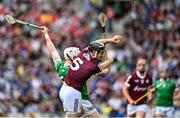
[102,58,113,69]
[101,70,109,76]
[98,68,110,76]
[103,67,111,75]
[100,71,108,76]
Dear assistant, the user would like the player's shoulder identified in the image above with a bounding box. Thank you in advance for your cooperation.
[167,79,176,89]
[146,73,152,79]
[127,75,132,80]
[128,72,137,80]
[154,79,161,84]
[130,72,135,76]
[132,72,138,77]
[169,79,176,84]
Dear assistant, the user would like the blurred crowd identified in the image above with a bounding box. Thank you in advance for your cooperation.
[0,0,179,117]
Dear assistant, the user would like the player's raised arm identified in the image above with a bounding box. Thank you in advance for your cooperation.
[41,26,61,63]
[96,35,123,45]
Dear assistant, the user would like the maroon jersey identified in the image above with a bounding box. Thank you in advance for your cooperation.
[125,71,152,105]
[65,48,101,92]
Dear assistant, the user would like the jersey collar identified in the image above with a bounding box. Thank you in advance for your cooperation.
[160,78,170,82]
[136,71,146,79]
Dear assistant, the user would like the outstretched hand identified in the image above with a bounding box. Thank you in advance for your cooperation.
[40,26,49,33]
[113,35,123,44]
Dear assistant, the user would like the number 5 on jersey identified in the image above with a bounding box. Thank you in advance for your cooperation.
[70,57,84,70]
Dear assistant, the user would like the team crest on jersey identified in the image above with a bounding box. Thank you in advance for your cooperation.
[146,79,149,84]
[135,79,139,83]
[83,53,90,61]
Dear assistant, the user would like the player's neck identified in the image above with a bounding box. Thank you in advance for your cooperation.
[161,77,167,81]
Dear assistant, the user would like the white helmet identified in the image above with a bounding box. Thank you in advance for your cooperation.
[64,47,80,60]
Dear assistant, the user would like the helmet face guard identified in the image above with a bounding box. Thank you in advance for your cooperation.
[64,47,80,61]
[88,41,105,58]
[90,51,97,58]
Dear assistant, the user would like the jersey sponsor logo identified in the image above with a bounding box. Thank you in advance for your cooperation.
[134,86,147,91]
[70,57,84,70]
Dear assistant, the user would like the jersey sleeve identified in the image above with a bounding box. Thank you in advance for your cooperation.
[54,60,70,81]
[124,75,132,87]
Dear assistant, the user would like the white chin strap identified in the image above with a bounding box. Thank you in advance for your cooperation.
[66,53,73,61]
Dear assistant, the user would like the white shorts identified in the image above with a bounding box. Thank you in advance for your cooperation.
[81,100,97,116]
[59,84,81,114]
[155,106,175,117]
[127,104,148,115]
